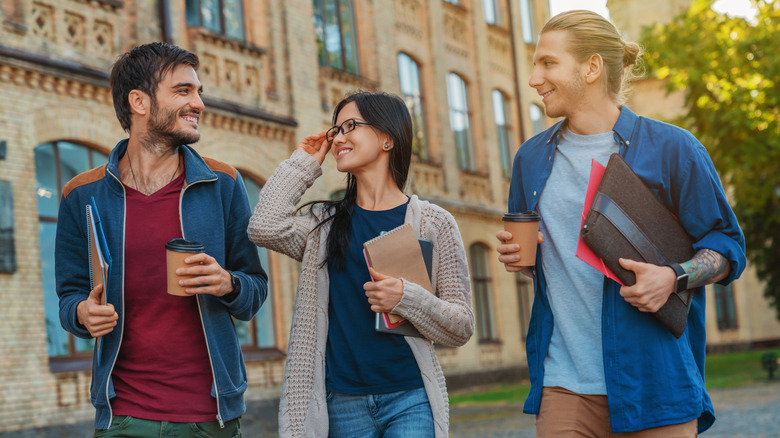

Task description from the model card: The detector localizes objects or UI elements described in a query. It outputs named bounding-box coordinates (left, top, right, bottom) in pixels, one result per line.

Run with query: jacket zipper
left=103, top=168, right=127, bottom=430
left=180, top=177, right=225, bottom=428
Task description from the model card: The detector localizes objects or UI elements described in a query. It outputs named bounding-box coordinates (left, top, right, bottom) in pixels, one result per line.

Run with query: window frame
left=515, top=273, right=532, bottom=341
left=483, top=0, right=500, bottom=25
left=313, top=0, right=361, bottom=75
left=234, top=174, right=283, bottom=357
left=492, top=89, right=513, bottom=178
left=470, top=243, right=499, bottom=343
left=185, top=0, right=247, bottom=41
left=397, top=52, right=429, bottom=162
left=529, top=103, right=545, bottom=136
left=519, top=0, right=536, bottom=44
left=446, top=72, right=476, bottom=172
left=35, top=140, right=108, bottom=367
left=713, top=283, right=739, bottom=331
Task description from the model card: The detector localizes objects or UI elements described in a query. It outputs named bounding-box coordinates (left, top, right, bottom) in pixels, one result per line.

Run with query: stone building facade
left=0, top=0, right=551, bottom=432
left=608, top=0, right=780, bottom=349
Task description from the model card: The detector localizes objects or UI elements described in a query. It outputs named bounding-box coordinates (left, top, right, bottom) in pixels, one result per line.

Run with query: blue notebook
left=86, top=196, right=111, bottom=365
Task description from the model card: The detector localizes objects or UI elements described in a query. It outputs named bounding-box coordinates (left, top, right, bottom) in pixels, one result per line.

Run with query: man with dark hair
left=496, top=11, right=745, bottom=437
left=56, top=42, right=267, bottom=436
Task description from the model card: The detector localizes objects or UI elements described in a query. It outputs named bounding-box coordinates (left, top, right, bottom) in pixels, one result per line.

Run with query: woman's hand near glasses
left=296, top=131, right=331, bottom=165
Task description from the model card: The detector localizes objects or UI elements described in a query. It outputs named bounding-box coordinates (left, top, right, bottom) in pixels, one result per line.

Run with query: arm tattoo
left=681, top=249, right=731, bottom=289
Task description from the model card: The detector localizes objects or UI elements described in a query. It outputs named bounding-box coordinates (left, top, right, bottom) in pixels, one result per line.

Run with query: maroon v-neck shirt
left=111, top=172, right=217, bottom=422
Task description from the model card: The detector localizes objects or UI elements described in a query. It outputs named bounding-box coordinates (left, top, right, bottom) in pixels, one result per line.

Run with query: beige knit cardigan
left=248, top=150, right=475, bottom=438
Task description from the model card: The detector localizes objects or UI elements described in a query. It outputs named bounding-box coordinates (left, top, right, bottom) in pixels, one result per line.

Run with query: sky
left=548, top=0, right=758, bottom=20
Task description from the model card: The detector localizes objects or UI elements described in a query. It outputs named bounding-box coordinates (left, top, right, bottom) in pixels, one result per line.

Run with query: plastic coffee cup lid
left=165, top=238, right=205, bottom=253
left=502, top=211, right=541, bottom=222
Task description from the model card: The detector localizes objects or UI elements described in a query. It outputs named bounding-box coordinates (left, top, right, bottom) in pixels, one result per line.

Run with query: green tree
left=640, top=0, right=780, bottom=319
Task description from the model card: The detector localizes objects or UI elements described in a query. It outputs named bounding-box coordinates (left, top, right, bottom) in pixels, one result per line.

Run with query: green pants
left=94, top=415, right=242, bottom=438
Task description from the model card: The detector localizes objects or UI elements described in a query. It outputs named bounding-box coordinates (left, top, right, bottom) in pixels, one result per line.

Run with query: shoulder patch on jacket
left=63, top=165, right=106, bottom=199
left=203, top=157, right=238, bottom=180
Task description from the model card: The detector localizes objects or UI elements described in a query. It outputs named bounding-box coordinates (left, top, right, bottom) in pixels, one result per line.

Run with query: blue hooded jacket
left=55, top=139, right=268, bottom=429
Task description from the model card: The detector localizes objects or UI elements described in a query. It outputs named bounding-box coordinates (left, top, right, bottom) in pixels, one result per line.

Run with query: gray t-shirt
left=538, top=128, right=619, bottom=395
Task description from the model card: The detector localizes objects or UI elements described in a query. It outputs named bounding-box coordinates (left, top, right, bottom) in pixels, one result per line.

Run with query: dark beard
left=147, top=100, right=200, bottom=149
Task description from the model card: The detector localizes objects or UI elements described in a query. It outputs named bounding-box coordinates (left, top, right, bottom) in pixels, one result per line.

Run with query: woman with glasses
left=248, top=91, right=474, bottom=437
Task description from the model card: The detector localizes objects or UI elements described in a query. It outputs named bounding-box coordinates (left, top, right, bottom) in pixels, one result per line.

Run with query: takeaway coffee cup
left=502, top=211, right=541, bottom=267
left=165, top=238, right=205, bottom=296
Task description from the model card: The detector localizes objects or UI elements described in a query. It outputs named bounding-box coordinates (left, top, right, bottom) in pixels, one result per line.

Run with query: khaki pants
left=536, top=386, right=697, bottom=438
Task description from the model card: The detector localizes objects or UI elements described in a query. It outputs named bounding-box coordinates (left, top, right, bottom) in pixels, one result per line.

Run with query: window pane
left=235, top=319, right=253, bottom=346
left=398, top=54, right=428, bottom=161
left=254, top=247, right=276, bottom=348
left=516, top=274, right=532, bottom=340
left=520, top=0, right=535, bottom=43
left=40, top=221, right=68, bottom=356
left=185, top=0, right=201, bottom=26
left=493, top=91, right=512, bottom=177
left=322, top=0, right=344, bottom=69
left=223, top=0, right=245, bottom=40
left=36, top=142, right=108, bottom=358
left=313, top=0, right=327, bottom=66
left=484, top=0, right=497, bottom=24
left=201, top=0, right=221, bottom=33
left=529, top=104, right=544, bottom=135
left=339, top=0, right=360, bottom=74
left=34, top=143, right=59, bottom=219
left=58, top=142, right=90, bottom=188
left=492, top=90, right=506, bottom=126
left=447, top=74, right=474, bottom=171
left=470, top=244, right=496, bottom=341
left=714, top=283, right=738, bottom=330
left=243, top=177, right=276, bottom=349
left=90, top=149, right=108, bottom=169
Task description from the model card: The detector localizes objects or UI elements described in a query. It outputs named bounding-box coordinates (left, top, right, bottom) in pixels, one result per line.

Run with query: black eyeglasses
left=326, top=118, right=371, bottom=142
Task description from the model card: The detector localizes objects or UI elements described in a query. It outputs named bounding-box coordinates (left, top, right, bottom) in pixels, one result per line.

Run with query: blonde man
left=496, top=10, right=745, bottom=437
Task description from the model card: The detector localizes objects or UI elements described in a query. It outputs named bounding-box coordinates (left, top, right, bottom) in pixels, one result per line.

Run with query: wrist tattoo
left=681, top=249, right=730, bottom=289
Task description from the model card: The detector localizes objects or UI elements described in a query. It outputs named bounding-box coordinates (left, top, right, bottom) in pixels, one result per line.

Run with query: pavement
left=2, top=380, right=778, bottom=437
left=448, top=380, right=780, bottom=438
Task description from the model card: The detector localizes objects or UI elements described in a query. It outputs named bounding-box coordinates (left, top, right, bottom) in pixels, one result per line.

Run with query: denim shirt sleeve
left=670, top=134, right=746, bottom=284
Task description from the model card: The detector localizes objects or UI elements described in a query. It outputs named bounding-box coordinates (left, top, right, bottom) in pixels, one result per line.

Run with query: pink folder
left=575, top=159, right=624, bottom=285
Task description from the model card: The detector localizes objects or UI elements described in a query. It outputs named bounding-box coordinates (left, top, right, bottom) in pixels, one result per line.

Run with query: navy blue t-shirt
left=326, top=198, right=424, bottom=394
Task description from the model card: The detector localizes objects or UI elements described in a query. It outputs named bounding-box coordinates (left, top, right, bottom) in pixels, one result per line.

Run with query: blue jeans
left=327, top=387, right=434, bottom=437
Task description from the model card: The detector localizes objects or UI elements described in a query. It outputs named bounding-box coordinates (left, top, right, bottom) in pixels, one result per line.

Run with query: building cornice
left=0, top=45, right=297, bottom=134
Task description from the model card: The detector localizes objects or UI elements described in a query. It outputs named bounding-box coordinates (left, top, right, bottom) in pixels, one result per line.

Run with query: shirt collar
left=544, top=105, right=638, bottom=148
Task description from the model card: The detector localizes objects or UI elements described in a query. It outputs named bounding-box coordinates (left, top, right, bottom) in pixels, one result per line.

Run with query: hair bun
left=623, top=41, right=641, bottom=67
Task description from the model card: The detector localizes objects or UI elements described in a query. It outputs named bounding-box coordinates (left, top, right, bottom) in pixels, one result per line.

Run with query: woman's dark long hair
left=303, top=91, right=413, bottom=270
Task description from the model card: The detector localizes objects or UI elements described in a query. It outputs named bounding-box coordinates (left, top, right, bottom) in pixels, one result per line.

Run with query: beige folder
left=363, top=223, right=434, bottom=324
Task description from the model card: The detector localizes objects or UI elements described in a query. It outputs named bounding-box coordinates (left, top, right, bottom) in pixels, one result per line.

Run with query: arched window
left=470, top=243, right=498, bottom=342
left=398, top=53, right=428, bottom=161
left=34, top=141, right=108, bottom=358
left=185, top=0, right=246, bottom=41
left=313, top=0, right=360, bottom=74
left=492, top=90, right=513, bottom=178
left=235, top=176, right=277, bottom=349
left=446, top=73, right=475, bottom=171
left=529, top=103, right=545, bottom=135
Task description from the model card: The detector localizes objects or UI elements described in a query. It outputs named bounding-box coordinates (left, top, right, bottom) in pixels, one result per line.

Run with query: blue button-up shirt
left=509, top=106, right=746, bottom=433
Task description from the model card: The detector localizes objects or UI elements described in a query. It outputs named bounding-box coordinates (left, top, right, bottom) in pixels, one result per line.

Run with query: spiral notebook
left=363, top=223, right=434, bottom=337
left=86, top=196, right=111, bottom=365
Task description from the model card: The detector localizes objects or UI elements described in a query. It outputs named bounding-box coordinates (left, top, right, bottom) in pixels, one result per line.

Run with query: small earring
left=383, top=144, right=390, bottom=150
